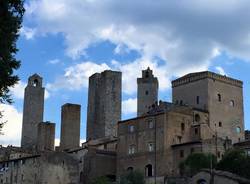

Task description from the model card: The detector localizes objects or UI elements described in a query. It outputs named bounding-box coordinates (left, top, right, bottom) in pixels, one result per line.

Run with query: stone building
left=37, top=121, right=55, bottom=151
left=60, top=103, right=81, bottom=151
left=137, top=67, right=158, bottom=117
left=86, top=70, right=122, bottom=140
left=117, top=102, right=231, bottom=179
left=172, top=71, right=244, bottom=144
left=0, top=69, right=249, bottom=184
left=21, top=74, right=45, bottom=150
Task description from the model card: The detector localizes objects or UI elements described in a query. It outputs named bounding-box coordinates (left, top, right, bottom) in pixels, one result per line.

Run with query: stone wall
left=0, top=152, right=79, bottom=184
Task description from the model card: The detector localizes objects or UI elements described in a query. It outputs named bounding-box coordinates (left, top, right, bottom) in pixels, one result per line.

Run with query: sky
left=1, top=0, right=250, bottom=146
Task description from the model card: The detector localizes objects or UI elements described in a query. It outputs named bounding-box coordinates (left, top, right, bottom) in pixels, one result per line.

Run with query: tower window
left=145, top=164, right=153, bottom=177
left=196, top=96, right=200, bottom=104
left=148, top=143, right=154, bottom=152
left=33, top=79, right=39, bottom=87
left=194, top=114, right=200, bottom=122
left=180, top=100, right=183, bottom=105
left=180, top=150, right=184, bottom=158
left=128, top=125, right=134, bottom=133
left=195, top=128, right=198, bottom=135
left=230, top=100, right=235, bottom=107
left=148, top=120, right=154, bottom=129
left=236, top=126, right=241, bottom=134
left=217, top=94, right=222, bottom=102
left=128, top=145, right=136, bottom=154
left=219, top=122, right=222, bottom=127
left=181, top=123, right=185, bottom=131
left=145, top=90, right=149, bottom=95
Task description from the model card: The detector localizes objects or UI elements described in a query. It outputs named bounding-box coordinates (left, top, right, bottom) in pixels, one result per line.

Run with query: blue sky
left=1, top=0, right=250, bottom=146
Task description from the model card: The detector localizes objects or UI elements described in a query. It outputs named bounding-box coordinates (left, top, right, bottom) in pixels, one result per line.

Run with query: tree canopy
left=216, top=149, right=250, bottom=179
left=0, top=0, right=25, bottom=132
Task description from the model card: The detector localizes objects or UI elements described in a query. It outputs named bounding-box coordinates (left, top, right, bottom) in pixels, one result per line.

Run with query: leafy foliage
left=119, top=170, right=145, bottom=184
left=90, top=176, right=112, bottom=184
left=179, top=153, right=217, bottom=176
left=0, top=0, right=25, bottom=132
left=216, top=149, right=250, bottom=179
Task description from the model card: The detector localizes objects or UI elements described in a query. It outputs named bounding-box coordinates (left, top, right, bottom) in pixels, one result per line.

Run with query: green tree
left=119, top=170, right=145, bottom=184
left=0, top=0, right=25, bottom=133
left=179, top=153, right=217, bottom=176
left=216, top=149, right=250, bottom=179
left=90, top=176, right=112, bottom=184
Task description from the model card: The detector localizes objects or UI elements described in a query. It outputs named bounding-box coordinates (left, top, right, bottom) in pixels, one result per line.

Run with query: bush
left=216, top=149, right=250, bottom=179
left=179, top=153, right=216, bottom=176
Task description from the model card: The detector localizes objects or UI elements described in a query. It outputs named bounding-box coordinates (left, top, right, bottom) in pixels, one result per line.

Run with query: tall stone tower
left=137, top=67, right=158, bottom=116
left=60, top=103, right=81, bottom=150
left=87, top=70, right=122, bottom=140
left=172, top=71, right=244, bottom=143
left=21, top=74, right=45, bottom=150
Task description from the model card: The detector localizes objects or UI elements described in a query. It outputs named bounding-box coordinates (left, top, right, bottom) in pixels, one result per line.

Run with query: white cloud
left=10, top=81, right=50, bottom=100
left=122, top=98, right=137, bottom=115
left=47, top=58, right=171, bottom=94
left=48, top=59, right=60, bottom=64
left=10, top=81, right=26, bottom=99
left=46, top=61, right=110, bottom=91
left=215, top=66, right=227, bottom=76
left=0, top=104, right=22, bottom=146
left=25, top=0, right=250, bottom=64
left=20, top=26, right=36, bottom=40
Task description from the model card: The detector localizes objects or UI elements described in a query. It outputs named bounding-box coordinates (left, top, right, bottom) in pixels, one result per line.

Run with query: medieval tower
left=86, top=70, right=122, bottom=140
left=172, top=71, right=244, bottom=143
left=21, top=74, right=45, bottom=150
left=137, top=67, right=158, bottom=116
left=60, top=103, right=81, bottom=150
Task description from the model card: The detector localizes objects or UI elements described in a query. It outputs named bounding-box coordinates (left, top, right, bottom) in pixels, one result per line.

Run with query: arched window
left=33, top=79, right=38, bottom=87
left=197, top=179, right=207, bottom=184
left=217, top=94, right=222, bottom=102
left=127, top=167, right=134, bottom=172
left=195, top=114, right=200, bottom=122
left=230, top=100, right=235, bottom=107
left=145, top=164, right=153, bottom=177
left=219, top=122, right=222, bottom=127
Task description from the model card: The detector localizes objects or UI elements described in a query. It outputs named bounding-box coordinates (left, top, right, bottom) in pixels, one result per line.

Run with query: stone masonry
left=60, top=103, right=81, bottom=150
left=172, top=71, right=244, bottom=144
left=37, top=121, right=55, bottom=151
left=137, top=67, right=158, bottom=117
left=21, top=74, right=45, bottom=150
left=87, top=70, right=122, bottom=140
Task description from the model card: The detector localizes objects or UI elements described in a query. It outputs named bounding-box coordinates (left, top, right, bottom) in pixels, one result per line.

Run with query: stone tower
left=86, top=70, right=122, bottom=140
left=137, top=67, right=158, bottom=116
left=21, top=74, right=45, bottom=150
left=172, top=71, right=244, bottom=143
left=37, top=121, right=55, bottom=151
left=60, top=103, right=81, bottom=150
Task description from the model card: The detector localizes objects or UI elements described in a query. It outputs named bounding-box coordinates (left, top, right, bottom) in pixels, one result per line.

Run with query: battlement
left=172, top=71, right=243, bottom=88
